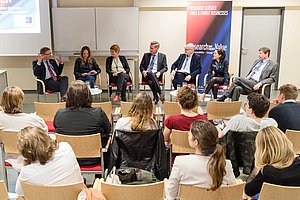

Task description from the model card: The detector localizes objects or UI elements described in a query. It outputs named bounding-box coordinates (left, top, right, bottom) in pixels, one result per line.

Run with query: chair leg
left=0, top=144, right=8, bottom=189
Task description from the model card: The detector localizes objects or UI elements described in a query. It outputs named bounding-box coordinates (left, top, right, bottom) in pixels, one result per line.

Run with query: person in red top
left=164, top=86, right=208, bottom=142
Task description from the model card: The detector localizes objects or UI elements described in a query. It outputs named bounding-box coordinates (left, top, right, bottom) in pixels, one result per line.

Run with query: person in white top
left=167, top=120, right=237, bottom=200
left=0, top=86, right=47, bottom=171
left=218, top=93, right=277, bottom=138
left=15, top=126, right=83, bottom=196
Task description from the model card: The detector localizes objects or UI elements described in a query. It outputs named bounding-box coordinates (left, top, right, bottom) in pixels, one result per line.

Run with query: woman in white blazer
left=167, top=120, right=237, bottom=199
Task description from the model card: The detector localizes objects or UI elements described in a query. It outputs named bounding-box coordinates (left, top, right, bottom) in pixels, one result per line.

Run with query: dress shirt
left=178, top=54, right=193, bottom=74
left=247, top=59, right=269, bottom=82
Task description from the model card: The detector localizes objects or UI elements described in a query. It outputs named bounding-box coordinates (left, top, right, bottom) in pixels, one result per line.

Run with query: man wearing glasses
left=171, top=43, right=202, bottom=90
left=33, top=47, right=69, bottom=99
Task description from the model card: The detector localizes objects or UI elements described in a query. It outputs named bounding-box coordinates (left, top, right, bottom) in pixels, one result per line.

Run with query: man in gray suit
left=140, top=41, right=168, bottom=104
left=217, top=47, right=278, bottom=101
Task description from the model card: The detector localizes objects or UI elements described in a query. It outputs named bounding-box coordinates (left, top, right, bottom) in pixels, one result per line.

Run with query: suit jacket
left=139, top=52, right=168, bottom=75
left=269, top=102, right=300, bottom=132
left=33, top=59, right=64, bottom=81
left=106, top=55, right=130, bottom=76
left=171, top=53, right=202, bottom=80
left=247, top=59, right=278, bottom=85
left=207, top=59, right=230, bottom=85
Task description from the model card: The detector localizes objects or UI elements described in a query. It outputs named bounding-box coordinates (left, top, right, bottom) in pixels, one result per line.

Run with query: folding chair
left=259, top=182, right=300, bottom=200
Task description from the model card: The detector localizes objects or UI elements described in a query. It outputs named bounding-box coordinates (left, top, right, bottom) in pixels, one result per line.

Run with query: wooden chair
left=206, top=101, right=242, bottom=120
left=0, top=130, right=19, bottom=188
left=21, top=181, right=84, bottom=200
left=100, top=180, right=165, bottom=200
left=163, top=101, right=181, bottom=119
left=170, top=130, right=194, bottom=154
left=35, top=77, right=60, bottom=102
left=92, top=102, right=113, bottom=123
left=120, top=101, right=132, bottom=117
left=55, top=133, right=106, bottom=177
left=263, top=101, right=277, bottom=118
left=259, top=182, right=300, bottom=200
left=178, top=182, right=246, bottom=200
left=0, top=180, right=9, bottom=200
left=107, top=72, right=133, bottom=101
left=285, top=129, right=300, bottom=154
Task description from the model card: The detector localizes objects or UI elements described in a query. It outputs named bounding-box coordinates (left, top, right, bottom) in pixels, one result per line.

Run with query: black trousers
left=110, top=72, right=131, bottom=98
left=204, top=76, right=225, bottom=99
left=45, top=76, right=69, bottom=97
left=172, top=72, right=195, bottom=90
left=142, top=71, right=162, bottom=99
left=224, top=77, right=257, bottom=101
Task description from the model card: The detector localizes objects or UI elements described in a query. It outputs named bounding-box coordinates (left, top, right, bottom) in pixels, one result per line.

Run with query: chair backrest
left=259, top=182, right=300, bottom=200
left=178, top=182, right=246, bottom=200
left=55, top=133, right=102, bottom=158
left=163, top=101, right=181, bottom=119
left=120, top=101, right=132, bottom=116
left=285, top=129, right=300, bottom=154
left=0, top=130, right=19, bottom=154
left=206, top=101, right=242, bottom=120
left=92, top=102, right=112, bottom=118
left=34, top=102, right=66, bottom=121
left=170, top=130, right=195, bottom=154
left=21, top=181, right=84, bottom=200
left=100, top=180, right=164, bottom=200
left=0, top=180, right=8, bottom=199
left=263, top=101, right=277, bottom=118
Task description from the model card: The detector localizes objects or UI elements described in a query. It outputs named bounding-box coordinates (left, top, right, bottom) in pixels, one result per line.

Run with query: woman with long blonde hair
left=167, top=120, right=236, bottom=199
left=245, top=126, right=300, bottom=196
left=115, top=92, right=157, bottom=131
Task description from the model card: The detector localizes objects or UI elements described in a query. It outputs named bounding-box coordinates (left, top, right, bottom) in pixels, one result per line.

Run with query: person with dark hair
left=15, top=126, right=82, bottom=196
left=217, top=47, right=278, bottom=101
left=218, top=93, right=277, bottom=138
left=140, top=41, right=168, bottom=104
left=106, top=44, right=131, bottom=102
left=74, top=46, right=101, bottom=88
left=269, top=84, right=300, bottom=132
left=54, top=80, right=111, bottom=165
left=166, top=120, right=236, bottom=199
left=33, top=46, right=69, bottom=97
left=199, top=48, right=230, bottom=101
left=163, top=86, right=207, bottom=142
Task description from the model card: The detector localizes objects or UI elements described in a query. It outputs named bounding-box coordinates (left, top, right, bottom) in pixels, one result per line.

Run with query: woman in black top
left=74, top=46, right=101, bottom=88
left=106, top=44, right=131, bottom=102
left=199, top=48, right=229, bottom=101
left=245, top=126, right=300, bottom=197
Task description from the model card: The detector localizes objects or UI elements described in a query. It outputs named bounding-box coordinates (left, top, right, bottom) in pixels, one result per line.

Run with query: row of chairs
left=2, top=177, right=300, bottom=200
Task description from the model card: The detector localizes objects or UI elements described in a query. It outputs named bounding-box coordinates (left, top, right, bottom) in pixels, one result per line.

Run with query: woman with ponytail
left=166, top=120, right=236, bottom=199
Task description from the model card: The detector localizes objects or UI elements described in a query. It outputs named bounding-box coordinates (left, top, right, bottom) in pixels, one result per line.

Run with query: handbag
left=105, top=166, right=121, bottom=184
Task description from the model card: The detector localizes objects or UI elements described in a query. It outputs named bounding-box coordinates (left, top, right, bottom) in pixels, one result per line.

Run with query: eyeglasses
left=184, top=48, right=192, bottom=51
left=44, top=52, right=52, bottom=55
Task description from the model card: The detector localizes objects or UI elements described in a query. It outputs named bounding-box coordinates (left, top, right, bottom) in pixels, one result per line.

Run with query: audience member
left=15, top=126, right=82, bottom=196
left=245, top=126, right=300, bottom=196
left=0, top=86, right=47, bottom=170
left=140, top=41, right=167, bottom=104
left=171, top=43, right=202, bottom=90
left=218, top=93, right=277, bottom=138
left=217, top=47, right=278, bottom=101
left=269, top=84, right=300, bottom=132
left=74, top=46, right=101, bottom=88
left=199, top=48, right=230, bottom=101
left=33, top=47, right=68, bottom=97
left=163, top=86, right=208, bottom=142
left=167, top=120, right=237, bottom=199
left=54, top=80, right=111, bottom=165
left=115, top=92, right=158, bottom=131
left=106, top=44, right=131, bottom=102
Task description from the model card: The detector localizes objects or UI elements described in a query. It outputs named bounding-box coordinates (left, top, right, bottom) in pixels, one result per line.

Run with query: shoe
left=159, top=94, right=165, bottom=103
left=154, top=97, right=159, bottom=105
left=121, top=97, right=127, bottom=102
left=217, top=95, right=227, bottom=102
left=60, top=96, right=66, bottom=102
left=113, top=95, right=119, bottom=102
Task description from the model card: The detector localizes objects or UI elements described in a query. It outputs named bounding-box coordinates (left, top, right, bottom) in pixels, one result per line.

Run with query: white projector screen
left=0, top=0, right=51, bottom=56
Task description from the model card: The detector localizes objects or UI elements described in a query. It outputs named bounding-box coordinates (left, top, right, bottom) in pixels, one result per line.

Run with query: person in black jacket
left=54, top=80, right=111, bottom=166
left=199, top=48, right=230, bottom=101
left=74, top=46, right=101, bottom=88
left=245, top=126, right=300, bottom=197
left=33, top=47, right=68, bottom=97
left=106, top=44, right=131, bottom=102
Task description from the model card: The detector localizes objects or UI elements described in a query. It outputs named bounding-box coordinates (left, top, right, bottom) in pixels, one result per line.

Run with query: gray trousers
left=224, top=77, right=257, bottom=101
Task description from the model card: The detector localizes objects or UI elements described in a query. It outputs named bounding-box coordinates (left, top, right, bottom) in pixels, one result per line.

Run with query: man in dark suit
left=33, top=47, right=69, bottom=98
left=218, top=47, right=278, bottom=101
left=140, top=41, right=168, bottom=104
left=171, top=43, right=202, bottom=90
left=269, top=84, right=300, bottom=133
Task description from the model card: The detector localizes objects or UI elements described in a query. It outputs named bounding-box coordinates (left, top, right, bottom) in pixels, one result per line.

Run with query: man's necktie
left=182, top=56, right=189, bottom=70
left=248, top=61, right=263, bottom=80
left=147, top=55, right=156, bottom=71
left=46, top=61, right=57, bottom=81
